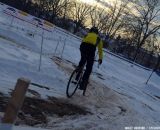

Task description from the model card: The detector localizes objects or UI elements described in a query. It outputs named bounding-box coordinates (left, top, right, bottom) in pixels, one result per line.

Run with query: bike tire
left=66, top=69, right=80, bottom=98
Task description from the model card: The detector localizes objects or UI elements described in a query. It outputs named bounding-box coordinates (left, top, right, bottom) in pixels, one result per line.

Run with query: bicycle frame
left=66, top=61, right=100, bottom=97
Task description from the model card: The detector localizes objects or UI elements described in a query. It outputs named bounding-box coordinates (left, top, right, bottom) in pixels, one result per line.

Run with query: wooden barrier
left=2, top=78, right=30, bottom=124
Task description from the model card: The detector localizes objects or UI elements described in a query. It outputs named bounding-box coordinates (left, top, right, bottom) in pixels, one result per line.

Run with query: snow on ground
left=0, top=4, right=160, bottom=130
left=0, top=124, right=49, bottom=130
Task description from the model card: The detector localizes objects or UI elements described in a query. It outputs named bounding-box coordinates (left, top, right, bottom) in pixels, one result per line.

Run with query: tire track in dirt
left=51, top=56, right=129, bottom=120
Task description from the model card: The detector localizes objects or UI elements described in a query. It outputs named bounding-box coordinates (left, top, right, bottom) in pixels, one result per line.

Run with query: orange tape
left=44, top=20, right=54, bottom=27
left=18, top=11, right=28, bottom=16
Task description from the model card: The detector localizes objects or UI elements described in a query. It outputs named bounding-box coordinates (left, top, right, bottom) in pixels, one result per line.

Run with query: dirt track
left=0, top=92, right=90, bottom=126
left=0, top=57, right=128, bottom=129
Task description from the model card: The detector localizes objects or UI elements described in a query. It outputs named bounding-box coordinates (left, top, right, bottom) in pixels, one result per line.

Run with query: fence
left=106, top=39, right=160, bottom=71
left=0, top=6, right=81, bottom=71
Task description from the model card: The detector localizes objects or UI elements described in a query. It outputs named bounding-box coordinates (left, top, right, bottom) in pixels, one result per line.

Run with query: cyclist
left=77, top=26, right=103, bottom=90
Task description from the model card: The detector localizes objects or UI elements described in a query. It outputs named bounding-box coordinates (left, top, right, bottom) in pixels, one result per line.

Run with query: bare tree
left=88, top=0, right=130, bottom=37
left=104, top=0, right=129, bottom=38
left=33, top=0, right=47, bottom=16
left=44, top=0, right=73, bottom=21
left=89, top=6, right=109, bottom=32
left=130, top=0, right=160, bottom=61
left=69, top=1, right=93, bottom=33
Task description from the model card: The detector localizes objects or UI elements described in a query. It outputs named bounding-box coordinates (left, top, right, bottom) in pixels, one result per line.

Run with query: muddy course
left=0, top=92, right=90, bottom=126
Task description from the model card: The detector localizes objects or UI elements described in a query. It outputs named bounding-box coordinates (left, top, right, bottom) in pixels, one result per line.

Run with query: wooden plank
left=2, top=78, right=30, bottom=124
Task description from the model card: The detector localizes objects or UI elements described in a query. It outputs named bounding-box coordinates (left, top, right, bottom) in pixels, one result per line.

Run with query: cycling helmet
left=89, top=26, right=98, bottom=34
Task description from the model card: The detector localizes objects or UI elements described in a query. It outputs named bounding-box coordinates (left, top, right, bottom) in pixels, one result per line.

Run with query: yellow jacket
left=82, top=32, right=103, bottom=60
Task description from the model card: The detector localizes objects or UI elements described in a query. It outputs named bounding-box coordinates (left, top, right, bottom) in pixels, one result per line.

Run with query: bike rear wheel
left=66, top=69, right=82, bottom=98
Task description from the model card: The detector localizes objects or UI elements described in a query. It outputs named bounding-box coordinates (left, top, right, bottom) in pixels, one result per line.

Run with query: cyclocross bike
left=66, top=61, right=99, bottom=98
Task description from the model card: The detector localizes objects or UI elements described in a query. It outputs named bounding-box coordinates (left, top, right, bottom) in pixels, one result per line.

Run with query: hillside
left=0, top=3, right=160, bottom=130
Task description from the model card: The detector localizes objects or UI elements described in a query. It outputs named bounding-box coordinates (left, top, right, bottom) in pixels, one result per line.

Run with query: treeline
left=0, top=0, right=87, bottom=32
left=0, top=0, right=160, bottom=71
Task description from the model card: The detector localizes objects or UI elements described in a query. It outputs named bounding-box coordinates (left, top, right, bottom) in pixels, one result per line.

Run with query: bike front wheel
left=66, top=69, right=81, bottom=98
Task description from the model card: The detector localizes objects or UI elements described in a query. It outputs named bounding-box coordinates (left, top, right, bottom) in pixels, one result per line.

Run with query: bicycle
left=66, top=61, right=100, bottom=98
